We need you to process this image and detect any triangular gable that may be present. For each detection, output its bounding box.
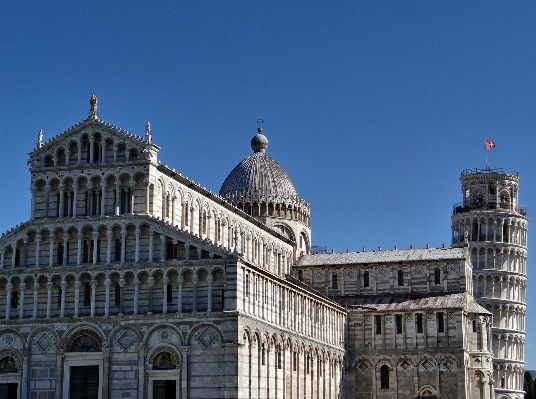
[28,117,159,168]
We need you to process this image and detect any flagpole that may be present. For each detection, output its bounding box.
[484,136,488,169]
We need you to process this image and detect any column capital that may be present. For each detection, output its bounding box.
[133,278,140,286]
[106,231,113,239]
[60,281,67,289]
[77,233,84,240]
[104,278,111,287]
[162,277,169,284]
[20,283,26,290]
[137,346,147,357]
[33,283,39,290]
[46,282,53,289]
[90,279,97,287]
[119,278,126,287]
[179,346,191,355]
[207,276,213,283]
[147,276,155,286]
[74,281,81,288]
[92,232,99,239]
[59,184,65,190]
[6,283,13,291]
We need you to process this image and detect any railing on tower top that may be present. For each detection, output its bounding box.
[453,202,527,216]
[461,167,518,177]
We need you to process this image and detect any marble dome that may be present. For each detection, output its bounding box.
[219,130,300,200]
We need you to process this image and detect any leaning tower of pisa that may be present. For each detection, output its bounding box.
[451,167,528,398]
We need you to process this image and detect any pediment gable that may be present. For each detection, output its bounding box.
[28,117,159,168]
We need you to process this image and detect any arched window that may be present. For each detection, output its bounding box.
[57,242,64,265]
[167,284,173,303]
[397,269,404,286]
[114,283,120,306]
[332,273,338,289]
[57,287,62,307]
[114,239,121,262]
[84,282,91,306]
[10,291,19,309]
[380,365,389,389]
[363,271,370,287]
[434,268,441,284]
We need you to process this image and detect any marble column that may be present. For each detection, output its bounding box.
[76,233,82,266]
[207,276,213,312]
[89,137,95,163]
[177,276,183,313]
[135,229,140,263]
[133,278,139,315]
[137,346,146,399]
[19,283,26,319]
[115,183,121,215]
[119,278,125,315]
[193,275,198,313]
[104,278,111,316]
[60,281,67,317]
[162,277,169,314]
[74,281,80,317]
[63,237,68,267]
[46,282,52,318]
[121,229,126,264]
[106,231,112,264]
[147,276,154,314]
[48,239,54,267]
[59,185,65,218]
[160,234,166,261]
[93,233,99,265]
[100,184,106,217]
[77,142,82,164]
[148,231,154,262]
[73,183,78,218]
[5,283,12,320]
[90,279,96,317]
[35,237,41,268]
[32,283,39,318]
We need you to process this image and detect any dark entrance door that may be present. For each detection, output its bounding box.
[0,383,18,399]
[153,380,176,399]
[70,365,99,399]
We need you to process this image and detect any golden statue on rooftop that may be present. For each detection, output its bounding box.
[89,94,98,118]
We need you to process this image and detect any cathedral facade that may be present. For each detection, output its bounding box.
[0,97,527,399]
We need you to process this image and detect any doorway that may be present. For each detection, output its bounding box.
[70,365,99,399]
[153,380,176,399]
[0,383,18,399]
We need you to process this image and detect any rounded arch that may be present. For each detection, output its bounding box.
[108,324,142,348]
[62,322,105,351]
[376,357,393,371]
[147,343,182,368]
[0,328,26,349]
[142,322,184,346]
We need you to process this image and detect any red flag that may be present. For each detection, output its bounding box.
[485,139,496,150]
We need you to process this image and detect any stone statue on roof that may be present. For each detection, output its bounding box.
[37,129,43,148]
[146,120,152,143]
[89,94,98,118]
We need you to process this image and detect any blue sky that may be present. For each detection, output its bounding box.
[2,1,536,367]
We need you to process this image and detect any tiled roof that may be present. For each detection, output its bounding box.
[333,292,490,314]
[297,247,465,267]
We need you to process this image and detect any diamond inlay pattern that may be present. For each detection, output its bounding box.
[35,332,54,353]
[195,327,218,349]
[116,331,135,351]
